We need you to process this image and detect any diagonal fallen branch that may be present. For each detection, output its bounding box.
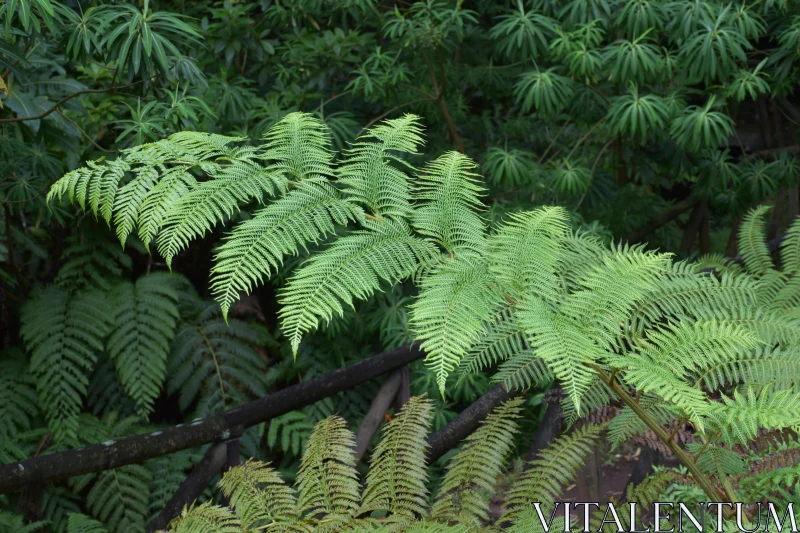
[0,343,426,495]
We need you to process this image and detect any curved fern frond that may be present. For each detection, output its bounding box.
[218,459,297,529]
[457,308,528,376]
[489,207,570,302]
[360,396,433,520]
[502,423,606,521]
[279,219,438,356]
[780,215,800,273]
[0,349,39,448]
[706,386,800,444]
[410,254,503,395]
[260,111,335,182]
[211,180,364,320]
[339,114,424,219]
[107,273,180,417]
[157,160,287,267]
[738,205,774,275]
[515,299,597,413]
[412,151,488,256]
[86,464,151,533]
[20,287,112,443]
[295,416,360,520]
[66,513,109,533]
[696,345,800,391]
[432,397,524,525]
[168,502,241,533]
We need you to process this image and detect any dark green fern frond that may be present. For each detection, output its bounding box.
[86,464,151,533]
[211,180,364,320]
[157,160,287,267]
[339,114,424,219]
[360,396,433,521]
[410,254,503,395]
[20,287,113,443]
[279,219,438,355]
[502,423,606,522]
[0,511,49,533]
[167,297,272,414]
[107,273,180,416]
[146,448,204,523]
[412,151,488,256]
[53,227,133,291]
[431,397,524,525]
[66,513,109,533]
[295,416,360,520]
[738,205,774,275]
[0,349,39,447]
[218,459,298,529]
[489,207,570,303]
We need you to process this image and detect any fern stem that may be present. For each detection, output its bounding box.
[593,366,724,502]
[198,325,226,408]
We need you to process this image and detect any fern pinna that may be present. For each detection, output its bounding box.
[50,114,800,507]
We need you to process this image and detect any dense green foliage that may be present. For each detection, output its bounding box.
[3,0,800,531]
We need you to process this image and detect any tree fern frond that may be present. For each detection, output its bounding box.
[67,513,109,533]
[515,298,598,414]
[279,219,438,356]
[157,161,288,267]
[410,254,503,396]
[413,151,488,256]
[136,167,198,250]
[738,205,774,275]
[86,464,151,533]
[780,215,800,273]
[168,502,241,533]
[260,111,335,182]
[0,349,39,445]
[493,350,553,393]
[20,287,112,443]
[108,273,180,416]
[457,308,528,377]
[211,180,364,320]
[502,423,606,521]
[489,207,570,302]
[432,397,524,525]
[695,345,800,391]
[339,114,424,219]
[295,416,360,520]
[218,459,298,530]
[706,386,800,445]
[360,396,433,520]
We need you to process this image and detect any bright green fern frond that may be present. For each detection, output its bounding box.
[360,396,433,520]
[738,205,774,275]
[107,272,180,416]
[279,219,438,356]
[563,245,670,350]
[157,160,288,267]
[432,397,524,525]
[502,423,606,522]
[410,254,503,396]
[47,158,130,225]
[494,350,554,393]
[515,298,597,413]
[211,180,364,320]
[135,167,198,250]
[218,459,298,530]
[168,502,241,533]
[261,111,335,182]
[608,397,678,450]
[780,215,800,273]
[413,151,488,256]
[696,345,800,391]
[706,386,800,445]
[20,287,112,443]
[66,513,109,533]
[457,308,528,377]
[86,464,151,533]
[488,207,570,302]
[295,416,360,520]
[339,114,424,219]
